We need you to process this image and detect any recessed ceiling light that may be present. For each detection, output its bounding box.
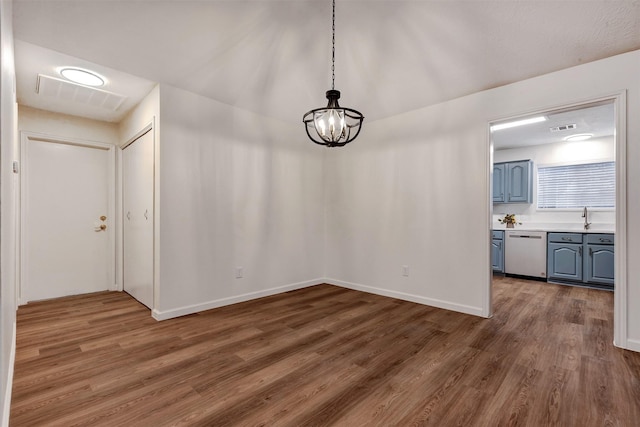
[490,116,547,132]
[60,68,105,87]
[563,133,593,142]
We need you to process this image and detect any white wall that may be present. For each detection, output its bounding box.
[494,137,615,228]
[18,106,118,144]
[0,0,18,423]
[154,84,325,319]
[324,49,640,351]
[119,85,159,145]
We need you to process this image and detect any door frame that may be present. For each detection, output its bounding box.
[19,131,117,305]
[486,91,628,348]
[117,122,156,311]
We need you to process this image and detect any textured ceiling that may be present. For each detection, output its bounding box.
[12,0,640,125]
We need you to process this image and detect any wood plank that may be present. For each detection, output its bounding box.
[10,278,640,426]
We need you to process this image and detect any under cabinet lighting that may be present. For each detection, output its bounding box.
[490,116,547,132]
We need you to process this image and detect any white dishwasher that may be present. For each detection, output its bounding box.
[504,230,547,278]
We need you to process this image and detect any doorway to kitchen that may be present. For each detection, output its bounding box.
[488,94,627,345]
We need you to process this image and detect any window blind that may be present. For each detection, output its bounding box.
[537,161,615,209]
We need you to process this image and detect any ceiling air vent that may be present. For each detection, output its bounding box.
[550,123,577,132]
[36,74,127,111]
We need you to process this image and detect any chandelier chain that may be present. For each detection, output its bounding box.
[331,0,335,90]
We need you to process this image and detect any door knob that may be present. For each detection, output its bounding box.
[100,215,107,221]
[100,224,107,231]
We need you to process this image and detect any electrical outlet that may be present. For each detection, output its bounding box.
[402,265,409,277]
[235,267,243,279]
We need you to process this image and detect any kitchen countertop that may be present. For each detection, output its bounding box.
[492,223,615,234]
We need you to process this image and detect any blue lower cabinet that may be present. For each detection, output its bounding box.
[548,242,583,281]
[585,235,615,286]
[492,230,504,273]
[547,233,614,289]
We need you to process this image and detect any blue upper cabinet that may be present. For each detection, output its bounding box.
[493,160,532,204]
[493,163,506,203]
[506,160,532,203]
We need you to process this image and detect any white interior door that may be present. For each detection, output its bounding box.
[123,129,154,309]
[21,134,114,303]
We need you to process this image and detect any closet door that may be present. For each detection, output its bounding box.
[123,129,154,308]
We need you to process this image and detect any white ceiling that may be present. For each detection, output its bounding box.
[12,0,640,127]
[491,101,615,150]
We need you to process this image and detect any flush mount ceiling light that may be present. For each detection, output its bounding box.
[490,116,547,132]
[60,68,105,87]
[303,0,364,147]
[563,133,594,142]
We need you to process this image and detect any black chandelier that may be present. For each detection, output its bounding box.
[303,0,364,147]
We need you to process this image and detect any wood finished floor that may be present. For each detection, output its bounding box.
[11,277,640,426]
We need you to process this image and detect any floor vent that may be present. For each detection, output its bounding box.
[36,74,127,111]
[550,123,577,132]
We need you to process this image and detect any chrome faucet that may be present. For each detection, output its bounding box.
[582,206,591,230]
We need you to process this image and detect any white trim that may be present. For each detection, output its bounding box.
[613,91,628,349]
[625,339,640,353]
[115,146,123,292]
[151,279,324,321]
[1,322,16,427]
[19,132,116,304]
[152,117,160,314]
[485,114,494,318]
[325,278,486,317]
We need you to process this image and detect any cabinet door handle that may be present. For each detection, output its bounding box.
[498,242,502,249]
[599,238,612,243]
[579,246,582,256]
[589,247,593,256]
[562,237,572,241]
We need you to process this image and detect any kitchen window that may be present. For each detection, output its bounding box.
[537,161,615,209]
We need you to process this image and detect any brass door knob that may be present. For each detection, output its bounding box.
[100,224,107,231]
[100,216,107,221]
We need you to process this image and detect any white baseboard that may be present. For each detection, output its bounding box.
[2,322,16,427]
[624,338,640,353]
[152,278,324,321]
[323,277,486,317]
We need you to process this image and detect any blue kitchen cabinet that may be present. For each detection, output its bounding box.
[547,233,583,282]
[493,160,532,204]
[547,233,614,289]
[585,234,614,287]
[493,163,506,203]
[492,230,504,273]
[506,161,532,203]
